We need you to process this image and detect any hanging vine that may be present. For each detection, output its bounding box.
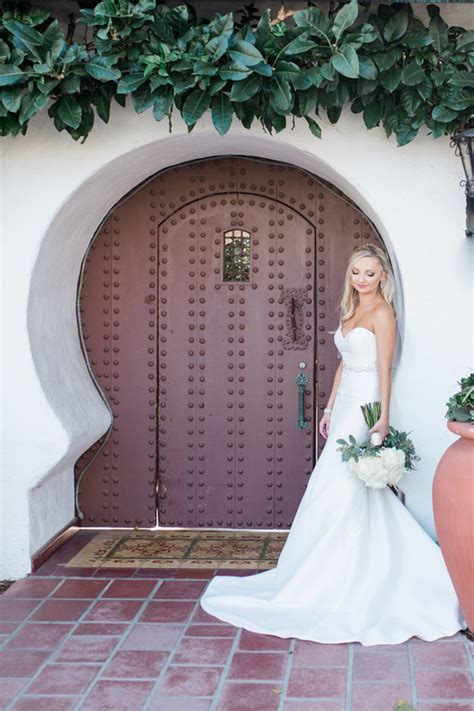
[0,0,472,144]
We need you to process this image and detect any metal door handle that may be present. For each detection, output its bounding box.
[296,372,309,430]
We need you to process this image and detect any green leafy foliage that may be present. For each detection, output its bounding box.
[445,373,474,423]
[0,0,472,143]
[337,425,420,471]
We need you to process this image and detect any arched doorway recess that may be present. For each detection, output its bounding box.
[76,156,384,529]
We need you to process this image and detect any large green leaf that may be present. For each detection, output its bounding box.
[275,60,309,88]
[449,70,474,89]
[428,15,448,53]
[269,76,292,113]
[358,58,378,81]
[400,87,422,115]
[431,105,458,123]
[383,10,409,43]
[396,124,418,146]
[19,91,49,124]
[211,93,233,135]
[57,96,83,129]
[153,86,173,120]
[219,63,251,81]
[401,62,425,86]
[42,20,65,61]
[228,40,264,67]
[182,89,211,125]
[3,20,44,47]
[1,85,22,113]
[456,31,474,52]
[362,102,381,128]
[331,45,359,78]
[230,74,260,101]
[276,34,316,58]
[380,66,402,92]
[332,0,359,42]
[0,66,25,87]
[252,62,273,77]
[85,57,121,82]
[206,35,229,62]
[305,115,321,138]
[117,73,147,94]
[293,7,331,44]
[373,48,399,71]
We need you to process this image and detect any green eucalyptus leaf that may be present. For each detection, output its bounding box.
[331,45,359,78]
[182,88,211,125]
[211,92,233,135]
[333,0,359,42]
[57,96,82,129]
[0,65,24,87]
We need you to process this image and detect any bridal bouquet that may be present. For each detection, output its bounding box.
[336,402,420,489]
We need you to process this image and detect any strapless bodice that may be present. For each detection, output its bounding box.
[334,326,378,372]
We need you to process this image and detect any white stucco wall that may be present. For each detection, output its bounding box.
[1,13,473,577]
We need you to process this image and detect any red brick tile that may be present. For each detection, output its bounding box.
[418,704,474,711]
[238,629,291,651]
[156,666,222,696]
[185,624,237,638]
[352,651,410,682]
[27,663,100,694]
[412,642,469,668]
[136,568,177,578]
[415,670,474,699]
[94,568,137,578]
[0,679,28,706]
[6,624,73,649]
[148,698,211,711]
[72,623,129,636]
[284,702,344,711]
[48,567,96,577]
[2,579,60,599]
[0,600,40,622]
[216,681,281,710]
[190,607,226,624]
[0,650,49,677]
[173,569,212,579]
[52,579,109,598]
[154,581,207,599]
[171,637,233,665]
[31,599,90,622]
[104,650,168,678]
[353,642,408,653]
[287,667,346,698]
[11,697,78,710]
[55,635,119,662]
[85,600,142,622]
[122,623,184,651]
[292,641,349,666]
[139,600,194,623]
[81,680,154,711]
[227,650,287,680]
[350,681,412,711]
[0,622,18,634]
[103,580,156,599]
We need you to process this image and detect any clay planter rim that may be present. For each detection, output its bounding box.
[447,420,474,440]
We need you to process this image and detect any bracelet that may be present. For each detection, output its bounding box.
[324,407,332,414]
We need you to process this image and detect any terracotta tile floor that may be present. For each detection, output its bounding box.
[0,531,473,711]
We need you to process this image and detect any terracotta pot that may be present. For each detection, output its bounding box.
[433,420,474,632]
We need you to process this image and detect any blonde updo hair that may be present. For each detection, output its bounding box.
[340,244,396,324]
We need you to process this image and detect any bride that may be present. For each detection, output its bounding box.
[200,244,467,646]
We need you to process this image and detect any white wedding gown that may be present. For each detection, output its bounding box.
[200,326,467,646]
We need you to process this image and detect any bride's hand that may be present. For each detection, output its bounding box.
[368,418,389,443]
[319,412,331,439]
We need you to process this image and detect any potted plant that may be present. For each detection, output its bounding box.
[433,373,474,637]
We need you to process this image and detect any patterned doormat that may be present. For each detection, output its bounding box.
[66,530,289,570]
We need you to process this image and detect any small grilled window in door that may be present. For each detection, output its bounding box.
[223,229,251,282]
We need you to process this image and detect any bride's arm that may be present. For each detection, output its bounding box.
[319,359,343,439]
[369,305,397,441]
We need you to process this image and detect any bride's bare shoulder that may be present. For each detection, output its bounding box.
[372,302,396,330]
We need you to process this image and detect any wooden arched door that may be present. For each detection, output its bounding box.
[76,157,383,529]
